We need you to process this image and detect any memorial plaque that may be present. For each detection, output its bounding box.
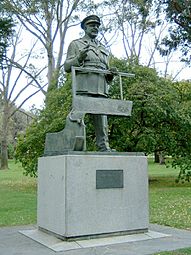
[73,96,132,116]
[96,170,124,189]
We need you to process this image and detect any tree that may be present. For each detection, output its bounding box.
[108,58,191,181]
[93,1,166,67]
[15,57,191,181]
[0,0,83,94]
[0,15,14,168]
[0,25,46,170]
[168,80,191,182]
[0,106,33,159]
[88,0,186,80]
[158,0,191,63]
[108,59,172,151]
[15,75,72,176]
[0,0,101,169]
[0,17,13,65]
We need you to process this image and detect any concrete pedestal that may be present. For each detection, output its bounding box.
[37,153,149,240]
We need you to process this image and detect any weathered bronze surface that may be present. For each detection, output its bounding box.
[44,15,134,155]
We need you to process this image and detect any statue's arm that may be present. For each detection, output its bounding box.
[64,41,82,73]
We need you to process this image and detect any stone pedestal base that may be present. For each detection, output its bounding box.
[37,153,149,240]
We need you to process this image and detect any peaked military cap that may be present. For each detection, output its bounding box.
[81,15,101,29]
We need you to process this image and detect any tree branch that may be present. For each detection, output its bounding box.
[16,16,47,49]
[9,85,46,118]
[9,60,47,96]
[8,40,38,101]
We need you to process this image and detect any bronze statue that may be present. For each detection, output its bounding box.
[44,15,133,156]
[64,15,115,152]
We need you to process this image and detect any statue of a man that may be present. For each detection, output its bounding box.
[64,15,115,152]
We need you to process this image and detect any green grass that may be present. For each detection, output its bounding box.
[153,247,191,255]
[149,159,191,230]
[149,159,191,254]
[0,160,37,226]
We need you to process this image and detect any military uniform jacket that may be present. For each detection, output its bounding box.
[64,35,110,97]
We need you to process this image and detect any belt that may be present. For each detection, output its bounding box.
[83,61,107,69]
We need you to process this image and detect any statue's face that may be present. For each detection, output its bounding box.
[84,22,99,39]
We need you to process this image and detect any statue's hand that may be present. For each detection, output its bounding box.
[106,67,118,82]
[78,44,90,63]
[109,67,118,75]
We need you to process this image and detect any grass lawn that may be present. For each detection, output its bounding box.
[148,159,191,255]
[0,160,37,226]
[154,248,191,255]
[149,159,191,230]
[0,158,191,254]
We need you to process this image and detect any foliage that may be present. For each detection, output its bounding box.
[0,17,14,66]
[15,76,72,177]
[107,58,191,182]
[158,0,191,63]
[15,57,191,181]
[0,103,32,158]
[167,81,191,182]
[108,58,175,152]
[0,20,47,169]
[97,0,162,66]
[0,0,83,91]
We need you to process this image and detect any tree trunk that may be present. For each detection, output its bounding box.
[159,151,165,165]
[154,151,159,163]
[0,103,9,170]
[154,151,165,164]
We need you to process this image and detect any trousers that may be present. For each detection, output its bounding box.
[92,114,110,151]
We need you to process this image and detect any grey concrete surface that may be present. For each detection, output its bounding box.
[38,154,148,238]
[1,224,191,255]
[20,228,170,252]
